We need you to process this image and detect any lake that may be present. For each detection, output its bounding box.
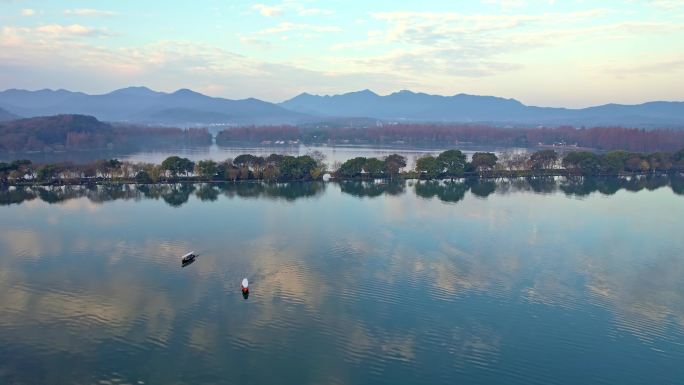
[1,176,683,384]
[0,143,526,169]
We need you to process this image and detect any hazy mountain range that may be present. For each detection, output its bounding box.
[0,107,19,122]
[280,90,684,128]
[1,87,683,128]
[0,87,307,126]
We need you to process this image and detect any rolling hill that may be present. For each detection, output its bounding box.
[1,87,683,128]
[280,90,684,128]
[0,87,311,126]
[0,107,19,122]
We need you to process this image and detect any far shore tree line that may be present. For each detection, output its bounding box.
[2,147,684,185]
[3,114,684,154]
[217,124,684,153]
[0,114,211,152]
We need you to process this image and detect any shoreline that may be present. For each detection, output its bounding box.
[3,148,683,187]
[1,170,680,187]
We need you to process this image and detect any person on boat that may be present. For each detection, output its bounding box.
[241,278,249,294]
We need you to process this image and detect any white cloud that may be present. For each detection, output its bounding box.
[261,22,342,34]
[353,9,675,57]
[646,0,684,9]
[64,8,118,17]
[2,2,683,106]
[324,7,684,97]
[481,0,527,9]
[20,8,35,16]
[251,2,334,17]
[241,21,343,46]
[298,8,334,16]
[35,24,110,38]
[0,26,404,101]
[239,36,273,49]
[252,4,283,17]
[605,56,684,76]
[331,46,522,82]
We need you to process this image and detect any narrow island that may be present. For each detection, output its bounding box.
[2,147,683,186]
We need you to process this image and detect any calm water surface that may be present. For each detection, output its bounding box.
[1,177,683,384]
[0,143,523,169]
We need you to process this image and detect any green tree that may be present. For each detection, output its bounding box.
[384,154,407,179]
[674,148,684,162]
[624,155,646,172]
[470,152,498,172]
[279,155,317,180]
[95,159,121,178]
[363,158,385,177]
[416,155,441,179]
[601,151,629,174]
[437,149,466,176]
[225,164,240,181]
[195,160,218,180]
[337,157,367,178]
[238,166,251,180]
[563,151,601,174]
[135,170,153,183]
[36,164,58,182]
[308,150,327,168]
[307,151,327,180]
[266,154,285,166]
[673,148,684,172]
[233,154,258,168]
[529,150,558,170]
[146,164,162,182]
[648,152,672,172]
[298,156,318,180]
[263,164,280,181]
[0,161,29,183]
[0,162,10,184]
[161,156,194,178]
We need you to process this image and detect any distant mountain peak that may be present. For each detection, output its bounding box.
[350,89,378,96]
[107,86,160,96]
[278,89,684,127]
[0,87,310,125]
[1,86,683,127]
[172,88,203,96]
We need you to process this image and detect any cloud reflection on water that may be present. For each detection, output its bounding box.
[0,177,683,384]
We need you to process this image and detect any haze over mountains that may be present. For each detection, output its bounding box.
[280,90,684,128]
[0,107,19,122]
[1,87,683,128]
[0,87,307,126]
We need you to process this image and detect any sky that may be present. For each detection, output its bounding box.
[0,0,683,107]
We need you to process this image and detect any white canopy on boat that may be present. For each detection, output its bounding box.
[182,251,195,259]
[242,278,249,288]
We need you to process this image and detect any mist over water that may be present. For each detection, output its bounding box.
[0,144,523,170]
[1,177,683,384]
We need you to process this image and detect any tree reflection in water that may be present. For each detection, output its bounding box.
[337,180,405,198]
[1,175,682,207]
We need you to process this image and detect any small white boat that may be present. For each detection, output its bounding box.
[181,251,197,263]
[241,278,249,293]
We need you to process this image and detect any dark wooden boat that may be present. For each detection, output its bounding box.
[181,251,197,264]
